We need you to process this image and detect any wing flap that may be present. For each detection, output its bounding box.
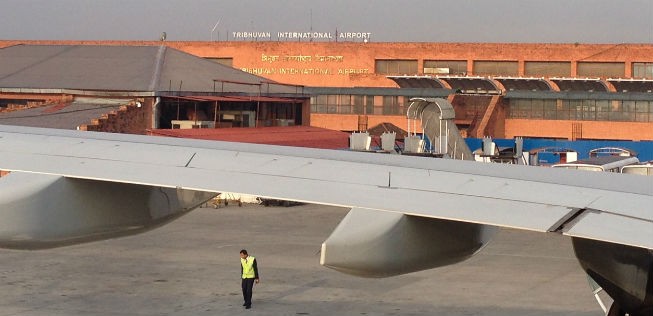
[0,147,585,232]
[1,126,652,249]
[563,211,653,250]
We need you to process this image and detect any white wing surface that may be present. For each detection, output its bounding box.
[0,125,651,249]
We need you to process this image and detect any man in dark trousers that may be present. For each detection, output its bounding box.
[239,249,259,309]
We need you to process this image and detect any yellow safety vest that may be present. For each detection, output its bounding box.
[241,256,256,279]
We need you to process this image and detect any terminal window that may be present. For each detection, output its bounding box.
[382,96,407,115]
[632,62,653,79]
[423,60,467,75]
[473,61,518,76]
[375,60,418,75]
[508,98,652,122]
[524,61,571,77]
[577,62,624,78]
[311,95,382,115]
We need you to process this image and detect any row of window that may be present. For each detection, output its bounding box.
[375,60,653,78]
[310,94,653,122]
[508,99,653,122]
[310,95,408,115]
[205,57,653,79]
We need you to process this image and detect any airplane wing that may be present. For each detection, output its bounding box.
[0,125,651,251]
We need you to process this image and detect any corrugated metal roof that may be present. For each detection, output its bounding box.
[0,45,300,95]
[0,45,157,91]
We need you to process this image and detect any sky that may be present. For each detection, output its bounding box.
[1,0,652,43]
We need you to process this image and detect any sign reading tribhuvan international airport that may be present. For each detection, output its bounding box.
[231,31,372,41]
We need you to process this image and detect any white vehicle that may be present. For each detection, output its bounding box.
[621,161,653,176]
[552,156,640,172]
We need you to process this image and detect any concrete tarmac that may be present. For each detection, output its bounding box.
[0,204,602,316]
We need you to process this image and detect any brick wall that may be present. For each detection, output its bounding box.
[505,119,653,141]
[79,99,153,134]
[311,113,408,131]
[0,93,74,112]
[3,40,653,140]
[3,40,653,87]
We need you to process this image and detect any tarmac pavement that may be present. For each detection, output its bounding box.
[0,203,602,316]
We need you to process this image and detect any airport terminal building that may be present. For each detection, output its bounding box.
[2,40,653,141]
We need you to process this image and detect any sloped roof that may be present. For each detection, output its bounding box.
[0,101,122,129]
[367,122,407,140]
[0,45,299,95]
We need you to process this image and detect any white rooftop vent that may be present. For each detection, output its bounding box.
[482,137,496,156]
[380,132,397,152]
[349,132,371,151]
[404,135,425,153]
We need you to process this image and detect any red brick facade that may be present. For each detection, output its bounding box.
[2,40,653,140]
[78,99,152,134]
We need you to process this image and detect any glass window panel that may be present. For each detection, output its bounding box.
[382,96,398,115]
[623,100,636,112]
[608,110,623,121]
[524,61,571,77]
[543,100,557,119]
[353,95,364,114]
[632,63,653,79]
[373,95,383,106]
[375,60,418,75]
[423,60,467,75]
[365,95,374,114]
[635,112,648,122]
[512,99,523,118]
[582,100,596,120]
[636,101,649,112]
[567,100,581,120]
[577,62,625,77]
[557,110,570,120]
[510,99,530,118]
[339,95,352,105]
[596,100,610,112]
[531,99,544,118]
[473,61,518,76]
[596,110,609,121]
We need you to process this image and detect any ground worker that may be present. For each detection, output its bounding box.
[239,249,259,309]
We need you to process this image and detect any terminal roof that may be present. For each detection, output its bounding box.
[0,45,301,96]
[388,75,501,94]
[607,78,653,93]
[493,77,552,91]
[550,78,609,92]
[0,100,123,129]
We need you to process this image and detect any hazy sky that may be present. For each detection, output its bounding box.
[1,0,652,43]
